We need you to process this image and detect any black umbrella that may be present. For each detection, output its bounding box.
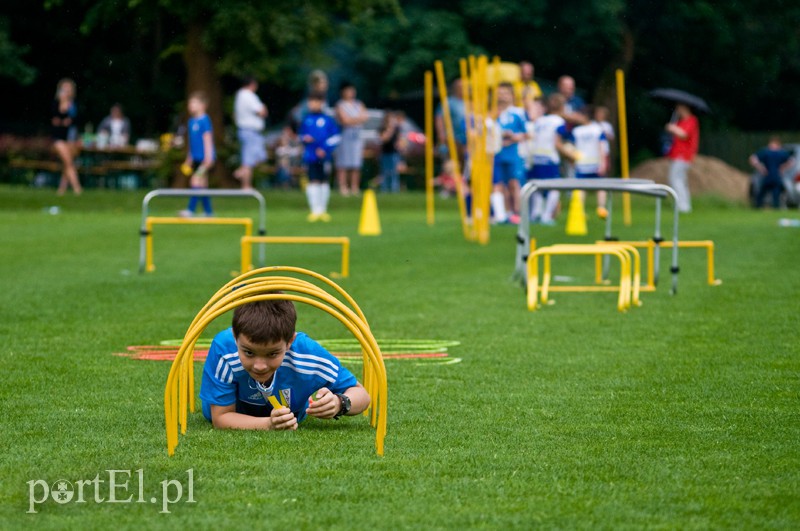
[649,88,711,114]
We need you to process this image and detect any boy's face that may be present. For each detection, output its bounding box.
[307,98,323,113]
[235,333,295,384]
[497,86,512,105]
[188,97,205,116]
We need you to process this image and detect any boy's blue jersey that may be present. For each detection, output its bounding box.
[199,328,357,422]
[188,114,214,162]
[300,112,341,163]
[495,106,527,163]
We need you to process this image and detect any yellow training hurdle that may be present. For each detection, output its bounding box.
[164,266,388,456]
[240,236,350,278]
[144,216,253,272]
[527,243,641,312]
[594,240,720,289]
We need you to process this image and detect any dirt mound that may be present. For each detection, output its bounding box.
[631,155,750,202]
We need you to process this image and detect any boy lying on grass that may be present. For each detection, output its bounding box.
[200,298,370,430]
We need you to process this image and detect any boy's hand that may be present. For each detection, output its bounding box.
[270,407,297,431]
[306,387,341,419]
[315,147,326,159]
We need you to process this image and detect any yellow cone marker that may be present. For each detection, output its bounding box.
[358,190,382,236]
[565,192,588,236]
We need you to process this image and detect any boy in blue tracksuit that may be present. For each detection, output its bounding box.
[299,93,341,222]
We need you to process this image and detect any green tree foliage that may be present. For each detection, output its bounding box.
[0,20,36,85]
[44,0,398,140]
[350,8,484,98]
[3,0,800,147]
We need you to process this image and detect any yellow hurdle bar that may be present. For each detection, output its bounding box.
[594,239,720,288]
[145,216,253,273]
[240,236,350,278]
[527,244,641,312]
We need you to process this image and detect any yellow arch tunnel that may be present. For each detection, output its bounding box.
[164,266,388,456]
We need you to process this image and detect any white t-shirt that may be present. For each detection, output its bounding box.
[234,88,266,131]
[571,121,609,175]
[109,118,126,146]
[531,114,568,166]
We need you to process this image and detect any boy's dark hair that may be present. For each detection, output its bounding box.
[497,81,514,91]
[307,91,326,103]
[232,297,297,344]
[339,80,355,92]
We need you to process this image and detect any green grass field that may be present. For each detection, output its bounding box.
[1,185,798,529]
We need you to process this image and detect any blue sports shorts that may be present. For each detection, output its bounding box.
[492,158,523,185]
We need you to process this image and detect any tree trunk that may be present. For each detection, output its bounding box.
[184,18,229,183]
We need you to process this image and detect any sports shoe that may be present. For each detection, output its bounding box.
[306,213,319,222]
[319,212,331,222]
[596,207,608,219]
[178,209,193,218]
[508,214,520,225]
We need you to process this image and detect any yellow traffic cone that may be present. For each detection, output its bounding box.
[565,191,588,236]
[358,189,382,236]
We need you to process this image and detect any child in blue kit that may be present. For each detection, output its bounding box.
[491,82,527,224]
[200,298,370,431]
[299,93,341,222]
[180,92,215,217]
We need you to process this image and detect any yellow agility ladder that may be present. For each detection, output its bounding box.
[164,266,388,456]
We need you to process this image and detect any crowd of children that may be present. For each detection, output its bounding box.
[435,68,616,227]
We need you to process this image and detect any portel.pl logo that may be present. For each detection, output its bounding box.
[26,469,195,514]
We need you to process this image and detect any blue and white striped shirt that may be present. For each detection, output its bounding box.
[200,328,357,422]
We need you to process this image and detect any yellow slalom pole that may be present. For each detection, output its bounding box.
[616,69,631,226]
[434,60,469,239]
[467,56,480,243]
[424,70,435,226]
[475,55,492,244]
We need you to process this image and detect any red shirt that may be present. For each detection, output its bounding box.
[667,115,699,162]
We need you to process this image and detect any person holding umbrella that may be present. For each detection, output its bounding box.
[664,103,700,213]
[651,88,708,214]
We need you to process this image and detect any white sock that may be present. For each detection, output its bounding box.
[531,192,544,220]
[306,183,320,214]
[542,190,561,222]
[491,191,507,222]
[320,182,330,213]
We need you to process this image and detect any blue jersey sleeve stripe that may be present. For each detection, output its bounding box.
[289,351,338,371]
[285,352,339,379]
[289,359,338,380]
[214,358,226,381]
[281,359,337,383]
